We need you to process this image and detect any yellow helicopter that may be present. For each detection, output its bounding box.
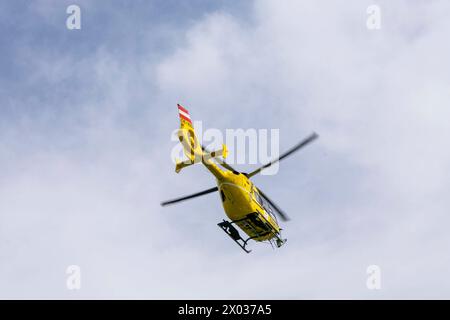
[161,104,318,253]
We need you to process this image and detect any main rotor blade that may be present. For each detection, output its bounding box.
[160,186,218,206]
[247,132,319,178]
[218,160,237,172]
[257,187,290,222]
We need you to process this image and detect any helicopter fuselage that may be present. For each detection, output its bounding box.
[202,158,281,242]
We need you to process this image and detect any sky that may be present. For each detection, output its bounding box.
[1,0,450,299]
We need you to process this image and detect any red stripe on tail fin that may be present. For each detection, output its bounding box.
[178,104,192,124]
[177,104,189,114]
[179,113,192,124]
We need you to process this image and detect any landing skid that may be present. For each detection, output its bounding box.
[217,220,256,253]
[218,217,286,253]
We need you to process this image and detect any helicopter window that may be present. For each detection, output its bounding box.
[255,192,263,207]
[255,192,275,218]
[220,190,226,202]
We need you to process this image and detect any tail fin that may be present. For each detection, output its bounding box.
[176,104,203,171]
[177,104,193,130]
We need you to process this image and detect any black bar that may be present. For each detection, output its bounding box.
[1,300,449,318]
